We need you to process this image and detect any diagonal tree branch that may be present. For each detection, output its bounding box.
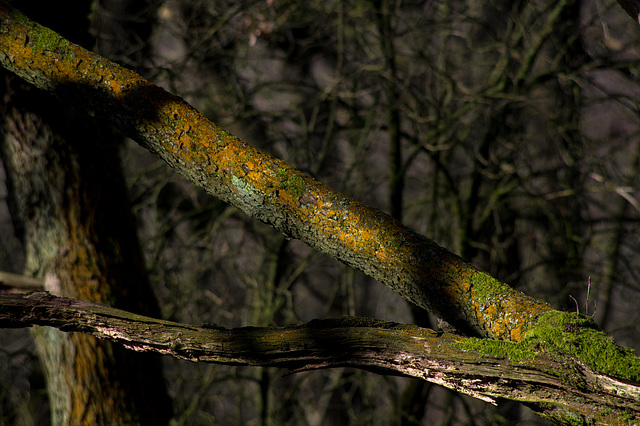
[0,2,551,341]
[617,0,640,24]
[0,292,638,425]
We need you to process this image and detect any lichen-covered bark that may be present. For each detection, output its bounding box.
[0,42,172,426]
[0,3,553,340]
[1,292,638,425]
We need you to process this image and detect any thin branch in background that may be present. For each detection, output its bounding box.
[0,271,43,291]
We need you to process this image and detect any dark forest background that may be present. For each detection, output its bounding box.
[1,0,639,424]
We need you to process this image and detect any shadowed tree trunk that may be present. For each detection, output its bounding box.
[0,2,172,422]
[0,68,172,426]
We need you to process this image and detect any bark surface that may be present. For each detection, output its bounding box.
[1,292,638,425]
[1,4,640,425]
[0,32,172,424]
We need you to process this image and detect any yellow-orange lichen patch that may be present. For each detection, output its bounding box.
[0,9,146,100]
[375,249,387,262]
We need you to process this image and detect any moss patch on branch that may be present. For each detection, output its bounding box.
[457,337,537,362]
[524,311,640,383]
[31,23,69,52]
[276,168,305,198]
[458,310,640,383]
[11,9,69,53]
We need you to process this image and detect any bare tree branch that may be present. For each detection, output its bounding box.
[0,292,638,424]
[0,271,43,291]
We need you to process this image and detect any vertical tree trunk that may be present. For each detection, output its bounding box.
[377,0,404,222]
[0,67,172,426]
[0,2,172,423]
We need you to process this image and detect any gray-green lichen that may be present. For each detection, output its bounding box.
[231,175,265,206]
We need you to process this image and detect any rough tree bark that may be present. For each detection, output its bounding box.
[0,4,638,425]
[0,4,172,423]
[1,292,639,425]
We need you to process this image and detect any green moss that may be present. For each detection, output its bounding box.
[457,337,536,362]
[276,168,305,198]
[32,23,69,53]
[11,9,29,25]
[524,311,640,383]
[456,310,640,384]
[469,271,504,300]
[216,129,237,143]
